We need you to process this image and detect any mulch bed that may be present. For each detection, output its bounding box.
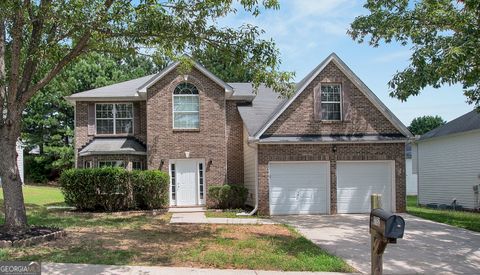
[0,226,65,248]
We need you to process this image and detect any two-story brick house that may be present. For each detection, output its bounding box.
[67,53,412,215]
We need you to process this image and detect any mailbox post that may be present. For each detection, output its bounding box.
[370,204,405,274]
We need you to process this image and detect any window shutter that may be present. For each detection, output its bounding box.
[314,86,322,120]
[87,103,95,135]
[342,83,352,121]
[133,102,140,135]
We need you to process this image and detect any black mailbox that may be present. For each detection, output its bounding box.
[370,208,405,240]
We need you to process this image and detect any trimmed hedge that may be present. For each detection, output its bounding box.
[208,184,248,209]
[59,168,169,211]
[131,170,169,209]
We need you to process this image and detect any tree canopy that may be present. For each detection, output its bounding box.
[0,0,293,233]
[408,115,446,135]
[348,0,480,108]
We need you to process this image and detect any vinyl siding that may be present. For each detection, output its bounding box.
[243,126,257,206]
[417,130,480,209]
[406,159,417,195]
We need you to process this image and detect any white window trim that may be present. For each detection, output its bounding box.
[169,159,205,206]
[132,161,143,170]
[84,160,93,168]
[320,83,342,121]
[95,103,134,135]
[172,90,200,130]
[198,161,205,203]
[169,162,177,205]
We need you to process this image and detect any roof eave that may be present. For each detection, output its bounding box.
[64,95,145,103]
[79,151,147,157]
[256,139,409,145]
[416,128,480,143]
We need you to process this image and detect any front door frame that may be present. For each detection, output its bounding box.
[169,158,206,206]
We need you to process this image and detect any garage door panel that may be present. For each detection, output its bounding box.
[269,162,329,215]
[270,189,327,204]
[337,162,393,214]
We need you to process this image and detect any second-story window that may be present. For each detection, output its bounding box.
[320,84,342,121]
[173,83,199,129]
[96,103,133,134]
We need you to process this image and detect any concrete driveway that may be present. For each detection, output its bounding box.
[274,214,480,274]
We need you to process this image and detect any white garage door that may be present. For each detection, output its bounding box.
[269,162,329,215]
[337,161,393,213]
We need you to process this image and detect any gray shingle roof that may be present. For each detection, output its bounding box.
[79,138,146,156]
[237,84,287,136]
[419,109,480,141]
[67,75,155,99]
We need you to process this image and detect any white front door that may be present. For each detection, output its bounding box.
[175,160,198,206]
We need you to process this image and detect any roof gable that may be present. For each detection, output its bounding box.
[137,61,234,96]
[253,53,412,139]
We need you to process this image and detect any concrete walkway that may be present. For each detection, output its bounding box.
[42,263,357,275]
[170,211,276,224]
[274,214,480,275]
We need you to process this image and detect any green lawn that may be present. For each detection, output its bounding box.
[407,195,480,232]
[0,185,64,206]
[206,210,260,219]
[0,185,353,272]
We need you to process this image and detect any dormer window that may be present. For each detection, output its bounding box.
[320,84,342,121]
[173,83,200,129]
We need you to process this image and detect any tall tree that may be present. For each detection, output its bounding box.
[193,45,254,82]
[408,115,446,135]
[22,52,159,182]
[348,0,480,107]
[0,0,293,234]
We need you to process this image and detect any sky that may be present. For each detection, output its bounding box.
[217,0,473,125]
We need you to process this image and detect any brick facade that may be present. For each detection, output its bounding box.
[226,101,244,184]
[257,143,406,215]
[74,101,147,167]
[254,60,407,215]
[146,67,231,206]
[264,62,401,137]
[72,58,408,213]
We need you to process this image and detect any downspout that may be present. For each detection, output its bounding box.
[237,138,259,216]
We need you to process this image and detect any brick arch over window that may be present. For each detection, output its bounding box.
[167,74,205,93]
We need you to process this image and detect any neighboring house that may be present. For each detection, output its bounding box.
[413,110,480,210]
[0,141,24,185]
[405,144,418,195]
[66,53,412,215]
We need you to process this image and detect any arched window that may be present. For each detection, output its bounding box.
[173,83,199,129]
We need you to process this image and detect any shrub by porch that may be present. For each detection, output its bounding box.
[59,168,169,211]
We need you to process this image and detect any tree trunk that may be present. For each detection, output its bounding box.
[0,126,28,234]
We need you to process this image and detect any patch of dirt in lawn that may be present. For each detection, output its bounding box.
[219,224,292,240]
[3,213,316,269]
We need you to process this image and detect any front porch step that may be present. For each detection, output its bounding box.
[168,207,206,213]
